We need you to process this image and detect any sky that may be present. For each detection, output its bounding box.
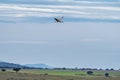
[0,0,120,69]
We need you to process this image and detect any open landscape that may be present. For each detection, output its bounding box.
[0,0,120,80]
[0,61,120,80]
[0,69,120,80]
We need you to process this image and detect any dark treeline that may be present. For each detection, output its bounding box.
[53,67,116,71]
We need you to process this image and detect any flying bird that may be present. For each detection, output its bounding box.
[54,16,64,23]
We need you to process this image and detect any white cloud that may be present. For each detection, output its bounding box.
[0,41,48,44]
[48,0,120,4]
[0,1,120,22]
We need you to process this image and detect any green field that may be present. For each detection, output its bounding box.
[0,69,120,80]
[20,69,120,76]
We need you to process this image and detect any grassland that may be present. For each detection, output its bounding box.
[20,69,120,76]
[0,69,120,80]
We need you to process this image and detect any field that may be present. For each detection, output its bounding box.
[0,69,120,80]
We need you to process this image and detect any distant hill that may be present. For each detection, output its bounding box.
[0,61,53,69]
[24,64,53,69]
[0,61,31,69]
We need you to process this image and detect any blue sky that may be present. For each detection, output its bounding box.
[0,0,120,69]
